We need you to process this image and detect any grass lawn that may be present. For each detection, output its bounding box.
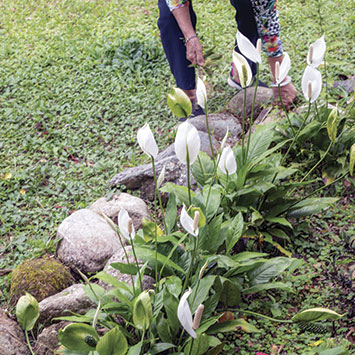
[0,0,354,353]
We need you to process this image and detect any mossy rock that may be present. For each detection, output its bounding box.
[10,256,73,306]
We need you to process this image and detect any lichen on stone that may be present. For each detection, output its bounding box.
[10,256,73,306]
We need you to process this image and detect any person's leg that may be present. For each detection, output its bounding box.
[230,0,258,77]
[158,0,197,92]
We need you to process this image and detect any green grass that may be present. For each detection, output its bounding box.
[0,0,354,352]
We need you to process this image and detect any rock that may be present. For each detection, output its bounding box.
[333,79,355,94]
[9,257,73,306]
[57,209,122,273]
[39,284,94,326]
[0,309,30,355]
[227,86,273,119]
[89,192,150,231]
[33,321,69,355]
[189,113,242,142]
[109,131,218,200]
[99,246,155,290]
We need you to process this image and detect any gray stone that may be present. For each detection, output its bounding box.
[33,322,69,355]
[227,86,273,119]
[189,113,242,141]
[89,192,150,231]
[57,209,121,273]
[109,131,218,200]
[39,284,94,326]
[0,309,30,355]
[99,246,155,290]
[333,79,355,94]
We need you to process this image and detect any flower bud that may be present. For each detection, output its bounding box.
[193,304,205,330]
[128,218,133,236]
[199,260,208,280]
[309,45,314,65]
[256,39,262,55]
[157,164,166,188]
[307,81,313,101]
[275,61,280,83]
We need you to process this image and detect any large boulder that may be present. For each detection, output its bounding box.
[89,192,149,231]
[9,257,73,306]
[109,131,218,200]
[0,309,30,355]
[57,209,122,273]
[38,284,94,326]
[227,86,273,119]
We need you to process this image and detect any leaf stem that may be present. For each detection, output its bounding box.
[25,331,35,355]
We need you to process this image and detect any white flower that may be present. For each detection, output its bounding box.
[276,52,291,84]
[236,31,262,64]
[307,36,326,68]
[218,146,237,175]
[180,205,199,237]
[302,66,322,103]
[177,288,197,338]
[137,124,158,159]
[174,121,201,165]
[232,51,253,88]
[196,77,207,109]
[118,208,135,241]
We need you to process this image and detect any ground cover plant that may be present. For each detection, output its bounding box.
[1,0,354,353]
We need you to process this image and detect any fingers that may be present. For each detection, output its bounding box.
[186,38,204,66]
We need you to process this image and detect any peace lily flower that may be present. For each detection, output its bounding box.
[232,51,253,88]
[275,52,291,85]
[196,77,207,109]
[177,288,197,338]
[307,35,326,68]
[118,208,135,241]
[174,121,201,165]
[180,205,199,236]
[167,88,192,118]
[137,123,158,159]
[302,66,322,103]
[236,31,262,64]
[218,146,237,175]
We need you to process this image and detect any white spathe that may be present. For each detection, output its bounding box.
[276,52,291,84]
[196,77,207,109]
[218,146,237,175]
[137,123,158,159]
[177,288,197,338]
[118,208,135,241]
[174,121,201,165]
[180,205,198,237]
[307,35,326,68]
[302,66,322,103]
[232,51,253,88]
[236,31,262,64]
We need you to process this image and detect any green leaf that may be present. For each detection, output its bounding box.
[287,198,338,218]
[198,214,224,252]
[205,343,225,355]
[156,315,173,343]
[94,271,133,295]
[150,343,175,354]
[58,323,99,352]
[142,217,164,242]
[133,291,153,331]
[232,252,268,262]
[190,275,216,312]
[193,185,221,221]
[265,217,293,229]
[167,87,192,118]
[219,279,241,307]
[246,124,274,163]
[165,276,182,297]
[110,262,139,275]
[83,284,107,304]
[192,151,215,186]
[16,292,40,331]
[165,193,177,234]
[135,247,185,274]
[96,327,128,355]
[292,308,343,322]
[184,334,210,355]
[350,143,355,176]
[243,282,292,294]
[161,183,194,206]
[247,257,295,285]
[207,319,259,334]
[225,212,243,254]
[163,289,180,335]
[127,341,143,355]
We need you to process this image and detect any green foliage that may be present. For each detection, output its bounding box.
[16,292,40,331]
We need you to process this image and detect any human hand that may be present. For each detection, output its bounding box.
[272,82,297,110]
[186,37,204,66]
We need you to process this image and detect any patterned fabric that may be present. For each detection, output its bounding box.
[250,0,282,57]
[165,0,282,57]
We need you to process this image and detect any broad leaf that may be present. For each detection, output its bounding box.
[110,262,139,275]
[142,217,164,242]
[165,193,177,234]
[207,319,259,334]
[96,327,128,355]
[225,212,243,254]
[287,198,338,218]
[161,183,194,206]
[243,282,292,294]
[192,151,215,186]
[190,275,216,312]
[292,308,343,322]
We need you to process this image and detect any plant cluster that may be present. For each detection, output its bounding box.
[15,32,354,355]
